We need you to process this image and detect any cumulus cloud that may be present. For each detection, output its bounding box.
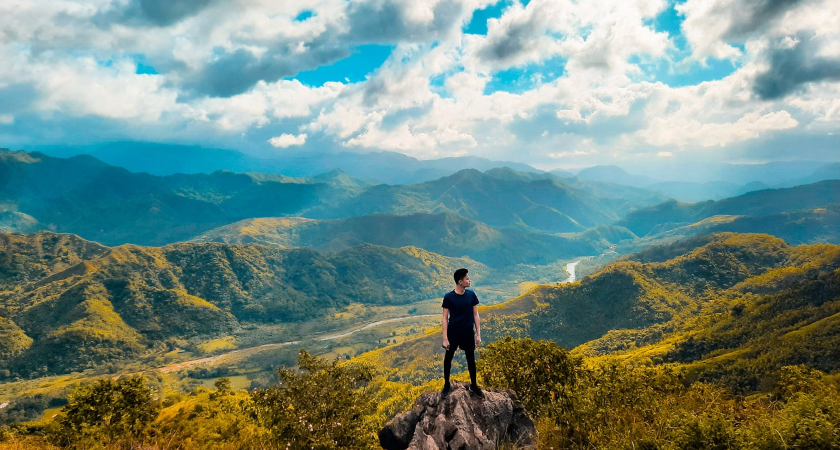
[753,32,840,100]
[643,110,798,147]
[0,0,837,168]
[677,0,810,60]
[269,133,308,148]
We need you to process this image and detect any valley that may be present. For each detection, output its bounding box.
[1,149,840,450]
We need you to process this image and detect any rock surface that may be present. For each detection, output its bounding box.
[379,382,537,450]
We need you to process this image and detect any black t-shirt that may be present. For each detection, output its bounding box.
[442,289,479,333]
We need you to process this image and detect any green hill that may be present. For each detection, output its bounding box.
[0,149,664,246]
[308,167,665,232]
[362,233,840,393]
[190,212,630,267]
[626,204,840,251]
[618,180,840,237]
[0,231,480,377]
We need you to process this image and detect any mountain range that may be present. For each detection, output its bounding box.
[0,149,664,250]
[366,233,840,394]
[0,231,479,377]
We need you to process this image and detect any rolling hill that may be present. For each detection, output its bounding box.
[617,180,840,237]
[0,149,664,246]
[189,212,634,267]
[362,233,840,394]
[0,231,481,378]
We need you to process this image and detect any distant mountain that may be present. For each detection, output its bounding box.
[306,168,666,232]
[0,150,665,245]
[789,162,840,186]
[576,165,657,188]
[0,231,480,377]
[33,142,541,185]
[190,212,634,267]
[617,180,840,237]
[644,180,765,202]
[623,205,840,254]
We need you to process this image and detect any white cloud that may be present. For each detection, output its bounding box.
[643,110,799,147]
[269,133,308,148]
[657,151,672,157]
[0,0,836,166]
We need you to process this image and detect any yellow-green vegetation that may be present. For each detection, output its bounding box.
[4,231,840,449]
[0,231,481,378]
[4,342,840,450]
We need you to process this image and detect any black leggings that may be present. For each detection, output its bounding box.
[443,332,477,386]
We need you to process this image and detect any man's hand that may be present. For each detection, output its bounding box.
[442,338,450,350]
[475,335,481,347]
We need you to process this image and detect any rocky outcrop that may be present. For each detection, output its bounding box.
[379,382,537,450]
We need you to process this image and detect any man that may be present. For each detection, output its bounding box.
[441,268,484,398]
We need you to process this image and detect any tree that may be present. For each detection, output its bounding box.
[52,377,159,448]
[251,350,378,450]
[477,336,581,417]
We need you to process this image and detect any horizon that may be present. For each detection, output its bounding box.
[1,0,839,171]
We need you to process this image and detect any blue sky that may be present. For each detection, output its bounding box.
[0,0,838,169]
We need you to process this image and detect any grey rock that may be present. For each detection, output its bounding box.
[379,382,537,450]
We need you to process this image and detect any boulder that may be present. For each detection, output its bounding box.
[379,382,537,450]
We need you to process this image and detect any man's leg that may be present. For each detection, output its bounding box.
[464,340,484,398]
[464,347,477,386]
[443,345,456,383]
[442,344,457,397]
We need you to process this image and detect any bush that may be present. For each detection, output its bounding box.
[51,377,159,449]
[478,336,581,417]
[251,350,378,450]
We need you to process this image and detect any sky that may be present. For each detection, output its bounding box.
[1,0,839,170]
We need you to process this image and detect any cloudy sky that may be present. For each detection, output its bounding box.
[1,0,839,169]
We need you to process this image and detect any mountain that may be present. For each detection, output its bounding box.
[624,204,840,253]
[790,162,840,186]
[575,165,658,188]
[0,150,665,246]
[617,180,840,237]
[644,180,765,202]
[366,232,840,394]
[33,142,541,185]
[189,212,634,267]
[306,168,666,232]
[0,231,480,377]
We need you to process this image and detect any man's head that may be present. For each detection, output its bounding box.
[454,268,470,288]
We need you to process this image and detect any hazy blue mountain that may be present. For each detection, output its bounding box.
[787,162,840,186]
[575,165,658,187]
[33,142,541,185]
[306,168,667,232]
[617,180,840,237]
[190,212,634,267]
[0,150,663,246]
[644,180,767,202]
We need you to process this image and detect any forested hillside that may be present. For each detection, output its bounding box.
[0,231,479,377]
[0,150,662,247]
[190,213,633,267]
[618,180,840,237]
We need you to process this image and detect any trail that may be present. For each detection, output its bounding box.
[157,314,437,373]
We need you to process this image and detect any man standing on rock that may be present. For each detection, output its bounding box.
[441,268,484,398]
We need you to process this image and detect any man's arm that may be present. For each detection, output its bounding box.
[473,305,481,347]
[442,308,450,349]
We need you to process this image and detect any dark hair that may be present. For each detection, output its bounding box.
[454,268,468,284]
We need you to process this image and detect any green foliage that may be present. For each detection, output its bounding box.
[251,350,378,450]
[155,382,267,450]
[52,377,159,449]
[478,337,581,417]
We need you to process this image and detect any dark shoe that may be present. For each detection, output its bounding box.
[441,382,452,398]
[469,384,485,398]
